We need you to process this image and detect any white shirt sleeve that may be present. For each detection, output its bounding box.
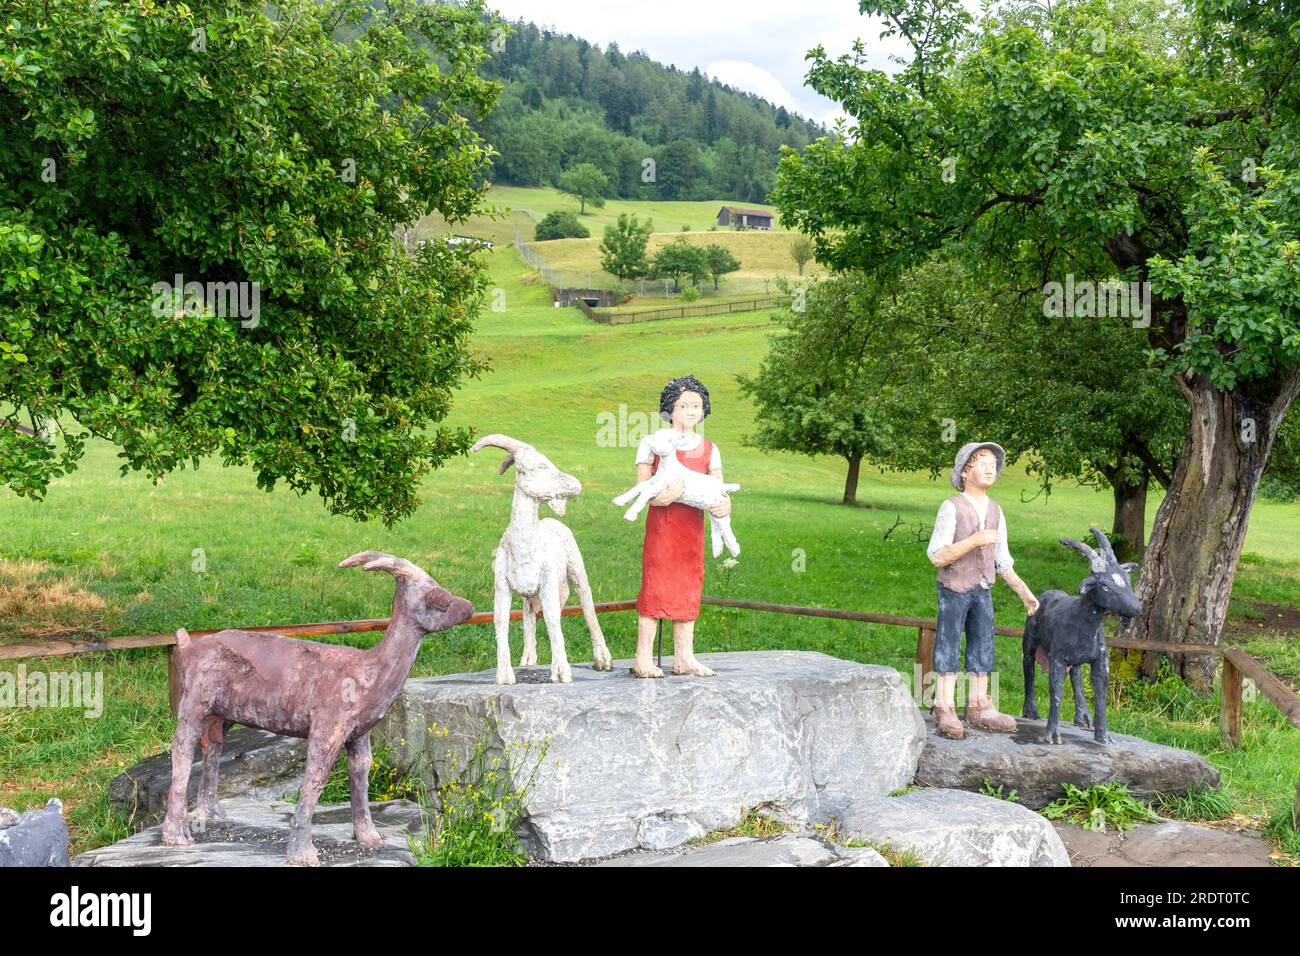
[709,443,721,472]
[926,500,957,560]
[634,435,655,466]
[995,512,1014,573]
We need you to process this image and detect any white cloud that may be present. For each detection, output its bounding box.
[703,60,798,111]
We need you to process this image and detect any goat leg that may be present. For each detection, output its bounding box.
[160,714,203,846]
[1021,630,1040,720]
[195,719,229,829]
[568,548,612,670]
[1045,658,1067,744]
[347,734,384,847]
[540,587,572,683]
[1070,669,1091,728]
[1091,655,1111,745]
[519,597,538,667]
[493,576,516,685]
[287,732,345,866]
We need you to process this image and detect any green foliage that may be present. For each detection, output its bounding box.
[979,778,1019,803]
[1155,786,1234,822]
[1041,782,1160,833]
[598,213,653,281]
[651,235,709,290]
[704,243,742,290]
[680,286,700,303]
[0,0,502,524]
[534,210,590,241]
[409,727,549,868]
[736,270,944,501]
[476,25,823,204]
[556,162,610,214]
[789,235,814,275]
[317,741,421,805]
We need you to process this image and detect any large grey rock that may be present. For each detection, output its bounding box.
[0,799,70,867]
[594,832,889,867]
[377,651,924,863]
[839,788,1070,866]
[108,727,306,826]
[916,714,1221,809]
[75,798,422,867]
[1054,818,1274,867]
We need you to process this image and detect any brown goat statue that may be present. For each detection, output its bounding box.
[159,551,475,865]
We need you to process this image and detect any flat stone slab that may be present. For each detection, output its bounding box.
[916,714,1221,809]
[0,799,70,867]
[1053,819,1275,867]
[74,799,422,867]
[838,787,1070,866]
[592,832,889,867]
[377,650,925,863]
[109,727,306,826]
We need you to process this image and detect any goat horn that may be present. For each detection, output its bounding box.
[338,551,428,580]
[468,434,528,456]
[1090,527,1118,564]
[1060,538,1106,573]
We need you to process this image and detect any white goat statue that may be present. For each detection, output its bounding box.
[613,428,741,557]
[470,434,614,685]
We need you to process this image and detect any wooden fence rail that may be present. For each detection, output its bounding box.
[3,594,1297,826]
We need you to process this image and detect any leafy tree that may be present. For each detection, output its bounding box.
[790,235,814,276]
[599,213,653,281]
[556,162,609,214]
[737,273,935,504]
[651,236,709,291]
[704,244,742,290]
[534,210,590,241]
[658,139,701,200]
[772,0,1300,689]
[0,0,502,523]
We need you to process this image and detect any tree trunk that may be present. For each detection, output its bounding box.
[843,453,862,505]
[1111,468,1149,561]
[1133,370,1300,692]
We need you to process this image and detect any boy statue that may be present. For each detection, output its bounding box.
[926,442,1039,739]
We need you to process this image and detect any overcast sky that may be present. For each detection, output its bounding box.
[486,0,915,127]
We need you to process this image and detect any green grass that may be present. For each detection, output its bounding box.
[1041,782,1161,833]
[1,240,1297,860]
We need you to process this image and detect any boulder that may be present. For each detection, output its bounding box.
[108,727,306,826]
[377,651,925,863]
[0,798,70,867]
[915,714,1221,809]
[593,832,889,867]
[75,798,422,867]
[838,788,1070,866]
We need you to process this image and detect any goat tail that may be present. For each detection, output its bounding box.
[175,628,191,654]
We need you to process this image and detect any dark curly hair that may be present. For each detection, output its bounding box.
[658,375,711,423]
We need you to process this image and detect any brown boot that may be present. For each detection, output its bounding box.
[965,697,1017,733]
[934,704,965,739]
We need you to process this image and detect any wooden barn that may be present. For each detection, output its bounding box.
[717,206,775,230]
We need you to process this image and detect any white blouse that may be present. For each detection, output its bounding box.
[926,493,1014,578]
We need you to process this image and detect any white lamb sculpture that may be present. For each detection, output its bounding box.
[613,428,741,557]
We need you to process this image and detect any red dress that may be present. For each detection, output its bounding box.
[636,437,714,622]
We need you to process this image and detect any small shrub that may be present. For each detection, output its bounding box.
[680,287,700,303]
[535,210,589,241]
[1040,782,1158,833]
[979,778,1019,803]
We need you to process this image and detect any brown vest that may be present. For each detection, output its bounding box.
[937,494,1001,593]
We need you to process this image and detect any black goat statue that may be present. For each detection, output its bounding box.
[1022,528,1142,746]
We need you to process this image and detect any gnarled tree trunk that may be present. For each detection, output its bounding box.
[1134,369,1300,692]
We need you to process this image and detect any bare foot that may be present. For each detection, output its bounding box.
[631,660,664,678]
[672,657,715,677]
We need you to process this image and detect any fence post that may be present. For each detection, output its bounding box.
[916,626,936,703]
[167,643,182,717]
[1219,655,1242,749]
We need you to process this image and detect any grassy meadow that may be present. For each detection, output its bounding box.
[1,239,1298,859]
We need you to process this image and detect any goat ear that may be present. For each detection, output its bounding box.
[1079,578,1094,595]
[1121,562,1140,574]
[498,454,516,476]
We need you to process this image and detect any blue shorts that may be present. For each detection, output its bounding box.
[934,582,995,674]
